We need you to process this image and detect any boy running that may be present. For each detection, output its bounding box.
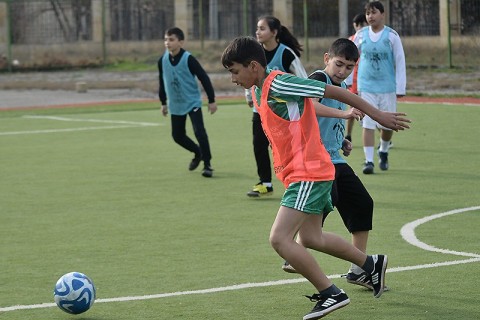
[282,38,379,291]
[158,27,217,177]
[221,37,409,320]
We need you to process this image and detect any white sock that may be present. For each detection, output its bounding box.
[262,182,272,187]
[364,146,374,163]
[379,139,390,153]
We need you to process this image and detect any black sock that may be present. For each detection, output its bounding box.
[361,255,374,274]
[319,284,341,296]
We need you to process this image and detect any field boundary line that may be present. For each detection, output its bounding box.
[0,115,161,136]
[400,206,480,258]
[23,115,160,127]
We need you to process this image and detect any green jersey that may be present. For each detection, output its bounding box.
[253,70,327,120]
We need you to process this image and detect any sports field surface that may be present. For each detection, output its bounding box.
[1,98,479,319]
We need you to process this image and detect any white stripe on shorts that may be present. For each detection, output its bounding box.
[294,181,314,211]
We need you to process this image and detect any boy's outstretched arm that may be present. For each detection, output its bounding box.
[313,99,364,120]
[324,85,411,131]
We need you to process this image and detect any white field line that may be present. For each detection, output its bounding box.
[400,206,480,258]
[0,115,161,136]
[1,209,479,313]
[23,115,160,127]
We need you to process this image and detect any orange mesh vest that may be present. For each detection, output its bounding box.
[252,70,334,187]
[348,34,359,94]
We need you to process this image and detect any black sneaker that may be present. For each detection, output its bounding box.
[378,151,389,171]
[303,290,350,320]
[246,183,273,197]
[189,154,202,171]
[345,271,373,290]
[362,161,374,174]
[370,254,388,298]
[201,166,213,178]
[281,261,297,274]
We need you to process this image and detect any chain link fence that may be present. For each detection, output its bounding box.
[1,0,479,71]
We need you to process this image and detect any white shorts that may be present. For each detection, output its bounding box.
[359,92,397,130]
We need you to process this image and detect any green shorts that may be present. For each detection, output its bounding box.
[281,181,334,215]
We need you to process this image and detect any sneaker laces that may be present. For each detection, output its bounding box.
[305,293,323,302]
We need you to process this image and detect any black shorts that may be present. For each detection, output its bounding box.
[323,163,374,233]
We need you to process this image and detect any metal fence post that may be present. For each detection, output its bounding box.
[102,0,107,65]
[303,0,309,62]
[447,0,452,68]
[6,0,12,72]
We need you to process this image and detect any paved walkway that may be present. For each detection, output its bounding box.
[0,88,156,109]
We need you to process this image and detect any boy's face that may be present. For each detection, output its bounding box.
[164,34,183,55]
[365,7,385,29]
[225,61,258,89]
[323,54,356,85]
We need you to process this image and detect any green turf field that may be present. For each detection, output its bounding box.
[1,100,479,319]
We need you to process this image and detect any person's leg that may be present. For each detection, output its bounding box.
[274,209,351,320]
[247,112,273,196]
[171,114,201,156]
[360,92,378,174]
[377,93,397,170]
[270,206,334,291]
[333,164,374,269]
[189,107,212,166]
[298,221,367,267]
[362,127,375,171]
[252,112,272,183]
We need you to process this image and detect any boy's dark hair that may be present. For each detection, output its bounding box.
[258,15,303,57]
[165,27,184,41]
[353,13,367,25]
[221,36,267,68]
[365,1,384,13]
[328,38,359,62]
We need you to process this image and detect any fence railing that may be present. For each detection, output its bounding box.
[0,0,479,71]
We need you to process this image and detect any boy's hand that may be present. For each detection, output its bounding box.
[346,107,364,121]
[376,112,411,131]
[161,105,168,117]
[208,102,218,114]
[341,139,353,156]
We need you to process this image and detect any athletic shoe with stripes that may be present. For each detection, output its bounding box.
[345,271,373,290]
[343,271,390,292]
[370,254,388,298]
[303,290,350,320]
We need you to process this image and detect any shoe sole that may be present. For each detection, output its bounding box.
[282,265,298,274]
[373,256,388,298]
[346,279,391,292]
[246,192,273,197]
[303,299,350,320]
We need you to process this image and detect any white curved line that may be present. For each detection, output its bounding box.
[400,206,480,258]
[2,207,480,313]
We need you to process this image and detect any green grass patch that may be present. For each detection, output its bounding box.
[1,102,479,319]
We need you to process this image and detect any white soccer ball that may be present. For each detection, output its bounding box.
[12,59,19,66]
[53,272,96,314]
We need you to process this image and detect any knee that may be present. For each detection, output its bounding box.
[172,132,183,144]
[269,232,284,253]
